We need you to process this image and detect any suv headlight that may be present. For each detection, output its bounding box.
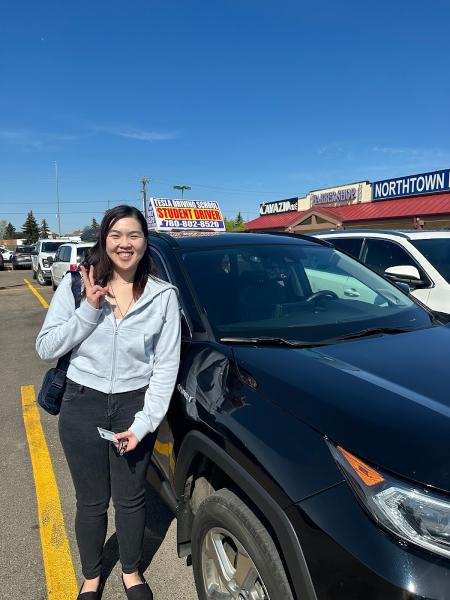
[327,441,450,559]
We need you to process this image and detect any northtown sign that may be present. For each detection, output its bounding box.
[373,169,450,201]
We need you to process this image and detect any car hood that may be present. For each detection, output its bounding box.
[232,326,450,493]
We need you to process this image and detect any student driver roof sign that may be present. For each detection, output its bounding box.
[148,198,226,231]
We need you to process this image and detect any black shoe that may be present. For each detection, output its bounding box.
[122,573,153,600]
[77,578,104,599]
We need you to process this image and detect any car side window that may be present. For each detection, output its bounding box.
[362,239,422,276]
[61,246,71,262]
[329,237,363,259]
[151,248,192,338]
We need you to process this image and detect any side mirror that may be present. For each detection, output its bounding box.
[46,256,53,265]
[384,265,428,289]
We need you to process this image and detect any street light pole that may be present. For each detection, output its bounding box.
[54,161,61,235]
[173,184,191,200]
[141,177,150,220]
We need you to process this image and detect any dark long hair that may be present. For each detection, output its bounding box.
[82,205,158,300]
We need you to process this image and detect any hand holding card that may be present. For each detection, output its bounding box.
[97,427,118,444]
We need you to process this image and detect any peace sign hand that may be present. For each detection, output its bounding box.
[80,265,109,309]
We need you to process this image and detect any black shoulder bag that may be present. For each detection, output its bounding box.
[37,271,82,415]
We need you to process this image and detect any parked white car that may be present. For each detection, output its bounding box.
[313,230,450,314]
[50,242,95,289]
[0,248,13,262]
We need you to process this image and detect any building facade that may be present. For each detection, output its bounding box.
[246,168,450,233]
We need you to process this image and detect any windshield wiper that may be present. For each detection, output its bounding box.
[220,336,325,348]
[333,326,414,342]
[220,327,415,348]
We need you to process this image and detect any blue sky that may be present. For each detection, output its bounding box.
[1,0,450,234]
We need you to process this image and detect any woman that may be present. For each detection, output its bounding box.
[36,205,181,599]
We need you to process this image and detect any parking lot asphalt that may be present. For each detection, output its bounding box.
[0,269,198,600]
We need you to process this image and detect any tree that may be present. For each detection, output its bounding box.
[0,219,7,238]
[4,222,17,239]
[224,213,247,232]
[22,211,40,243]
[40,218,50,238]
[81,225,99,242]
[91,217,99,229]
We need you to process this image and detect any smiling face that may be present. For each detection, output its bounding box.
[105,217,147,276]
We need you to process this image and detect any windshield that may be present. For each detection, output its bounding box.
[182,243,435,343]
[42,242,66,252]
[16,246,34,254]
[411,238,450,284]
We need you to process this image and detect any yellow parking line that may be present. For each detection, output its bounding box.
[24,278,49,309]
[21,385,78,599]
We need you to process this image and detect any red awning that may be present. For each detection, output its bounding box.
[319,193,450,222]
[246,211,303,230]
[246,193,450,229]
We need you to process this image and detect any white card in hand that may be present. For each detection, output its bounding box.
[97,427,118,443]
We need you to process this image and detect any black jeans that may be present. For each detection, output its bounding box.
[59,379,153,579]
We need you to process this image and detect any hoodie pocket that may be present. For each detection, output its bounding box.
[116,328,153,381]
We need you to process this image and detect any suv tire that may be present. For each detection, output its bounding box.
[191,488,294,600]
[51,275,57,291]
[37,268,48,286]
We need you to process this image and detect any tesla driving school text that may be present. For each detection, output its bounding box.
[148,198,226,231]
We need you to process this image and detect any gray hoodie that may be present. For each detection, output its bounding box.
[36,273,181,441]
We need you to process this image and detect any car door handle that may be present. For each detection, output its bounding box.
[344,288,360,297]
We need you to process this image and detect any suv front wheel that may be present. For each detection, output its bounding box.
[37,268,48,286]
[191,489,294,600]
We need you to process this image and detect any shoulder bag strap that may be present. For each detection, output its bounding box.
[56,271,83,370]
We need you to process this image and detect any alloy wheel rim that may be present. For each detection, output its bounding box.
[201,527,270,600]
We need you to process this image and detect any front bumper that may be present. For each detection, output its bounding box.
[287,481,450,599]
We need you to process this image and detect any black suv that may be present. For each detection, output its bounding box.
[148,232,450,600]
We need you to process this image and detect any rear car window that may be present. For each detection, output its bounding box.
[77,247,92,262]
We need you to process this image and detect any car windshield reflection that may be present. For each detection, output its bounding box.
[182,244,436,343]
